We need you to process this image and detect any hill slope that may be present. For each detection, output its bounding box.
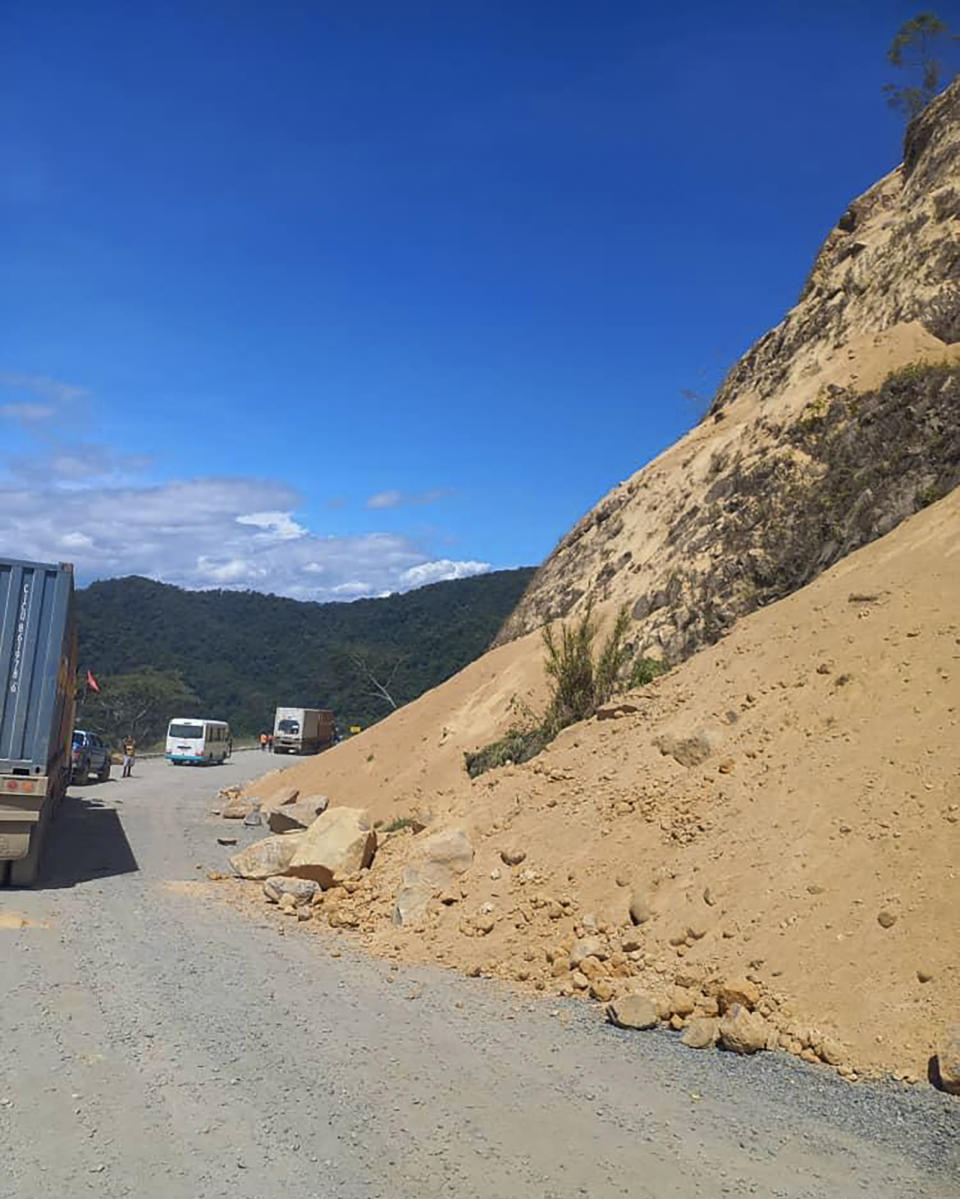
[77,568,534,735]
[496,78,960,661]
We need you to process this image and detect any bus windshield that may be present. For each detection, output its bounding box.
[169,722,204,740]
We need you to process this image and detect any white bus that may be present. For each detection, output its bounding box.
[165,717,231,765]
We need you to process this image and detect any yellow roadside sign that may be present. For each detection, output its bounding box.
[349,725,362,734]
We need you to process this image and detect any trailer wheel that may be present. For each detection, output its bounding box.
[9,828,43,886]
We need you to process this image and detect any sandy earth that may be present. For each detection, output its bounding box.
[1,754,958,1198]
[243,489,960,1083]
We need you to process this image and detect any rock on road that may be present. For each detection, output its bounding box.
[0,755,956,1198]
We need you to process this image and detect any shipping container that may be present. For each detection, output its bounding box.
[0,558,77,884]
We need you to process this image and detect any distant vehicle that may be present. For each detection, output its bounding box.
[272,707,335,755]
[0,557,77,885]
[71,730,111,785]
[165,718,231,765]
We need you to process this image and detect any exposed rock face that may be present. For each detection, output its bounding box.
[495,78,960,660]
[285,807,377,888]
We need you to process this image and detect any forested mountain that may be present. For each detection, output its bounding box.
[76,569,534,743]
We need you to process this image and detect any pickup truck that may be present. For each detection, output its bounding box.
[71,729,111,785]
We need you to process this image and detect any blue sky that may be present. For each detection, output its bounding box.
[0,0,936,599]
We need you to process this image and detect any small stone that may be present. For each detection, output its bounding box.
[606,993,658,1030]
[475,915,496,935]
[702,886,715,906]
[877,909,898,929]
[628,890,653,926]
[263,876,319,905]
[917,967,934,983]
[500,848,526,866]
[669,1014,685,1031]
[717,978,760,1013]
[935,1026,960,1095]
[591,979,615,1002]
[217,836,237,846]
[717,758,735,774]
[570,936,608,968]
[718,1004,769,1055]
[819,1037,845,1066]
[681,1017,719,1049]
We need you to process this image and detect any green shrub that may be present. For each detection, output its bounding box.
[383,816,418,833]
[467,604,653,778]
[630,656,669,687]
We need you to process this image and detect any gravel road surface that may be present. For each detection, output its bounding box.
[1,754,956,1198]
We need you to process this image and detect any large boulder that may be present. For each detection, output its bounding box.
[285,807,377,888]
[393,828,474,926]
[267,796,329,833]
[230,833,304,880]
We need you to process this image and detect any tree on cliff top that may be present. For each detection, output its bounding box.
[883,11,958,120]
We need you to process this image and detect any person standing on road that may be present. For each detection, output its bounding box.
[259,732,268,751]
[122,735,136,778]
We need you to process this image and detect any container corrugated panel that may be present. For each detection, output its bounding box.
[0,558,76,776]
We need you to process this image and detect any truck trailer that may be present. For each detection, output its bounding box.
[272,707,335,755]
[0,558,77,885]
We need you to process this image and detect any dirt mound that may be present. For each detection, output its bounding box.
[245,489,959,1080]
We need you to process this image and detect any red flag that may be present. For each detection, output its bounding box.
[86,671,100,694]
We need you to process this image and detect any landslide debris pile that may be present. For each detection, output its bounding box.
[496,78,960,664]
[229,490,959,1086]
[227,85,960,1090]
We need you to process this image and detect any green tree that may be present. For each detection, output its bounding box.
[80,668,201,749]
[883,11,958,120]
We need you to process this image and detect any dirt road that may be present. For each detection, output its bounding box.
[0,755,956,1198]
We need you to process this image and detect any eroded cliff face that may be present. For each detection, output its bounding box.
[496,79,960,658]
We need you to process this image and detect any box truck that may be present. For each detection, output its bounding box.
[0,558,77,885]
[272,707,335,755]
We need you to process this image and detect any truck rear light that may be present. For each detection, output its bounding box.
[4,778,40,794]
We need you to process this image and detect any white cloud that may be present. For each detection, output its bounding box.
[400,559,491,587]
[366,489,404,510]
[366,487,454,510]
[235,510,307,540]
[0,402,56,422]
[0,473,490,602]
[0,372,89,405]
